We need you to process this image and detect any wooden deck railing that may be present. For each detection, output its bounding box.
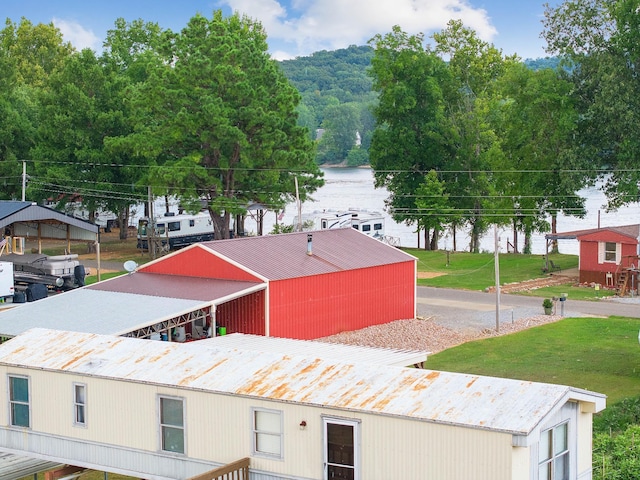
[187,457,250,480]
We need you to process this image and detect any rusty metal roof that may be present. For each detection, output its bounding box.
[0,328,606,438]
[197,228,415,280]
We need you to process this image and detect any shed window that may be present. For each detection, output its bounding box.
[9,375,30,427]
[604,242,617,262]
[159,396,185,454]
[73,383,86,426]
[539,422,569,480]
[252,408,283,459]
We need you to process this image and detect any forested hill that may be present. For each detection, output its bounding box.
[278,46,560,166]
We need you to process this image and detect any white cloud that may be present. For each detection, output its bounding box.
[53,18,101,51]
[223,0,497,58]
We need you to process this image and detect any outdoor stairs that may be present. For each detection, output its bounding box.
[617,271,629,297]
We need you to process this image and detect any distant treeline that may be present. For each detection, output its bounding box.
[279,46,561,165]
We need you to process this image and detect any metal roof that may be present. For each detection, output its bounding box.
[88,272,264,301]
[547,224,640,241]
[0,274,263,338]
[0,452,63,480]
[0,328,606,438]
[194,228,416,280]
[0,201,99,235]
[203,333,428,367]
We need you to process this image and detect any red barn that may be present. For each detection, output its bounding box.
[553,224,640,293]
[138,228,416,339]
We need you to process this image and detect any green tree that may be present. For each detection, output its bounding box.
[433,20,513,253]
[123,11,321,239]
[32,48,143,237]
[0,19,73,201]
[317,103,361,164]
[494,63,586,253]
[368,26,453,249]
[414,170,452,250]
[543,0,640,211]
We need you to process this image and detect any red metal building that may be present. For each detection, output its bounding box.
[139,228,417,339]
[553,224,640,292]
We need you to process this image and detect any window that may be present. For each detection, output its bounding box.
[252,408,283,458]
[539,422,569,480]
[373,223,383,231]
[73,383,86,425]
[168,221,181,232]
[352,225,359,230]
[159,396,185,454]
[361,224,371,232]
[156,223,166,235]
[324,417,360,480]
[9,375,29,427]
[189,219,195,227]
[604,242,616,262]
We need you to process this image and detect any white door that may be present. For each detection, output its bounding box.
[323,417,360,480]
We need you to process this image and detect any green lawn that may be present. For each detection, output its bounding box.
[425,316,640,405]
[405,248,579,291]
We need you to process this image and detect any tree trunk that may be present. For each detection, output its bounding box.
[430,228,439,251]
[551,214,559,253]
[423,228,429,250]
[209,209,231,240]
[512,220,519,254]
[119,207,130,240]
[452,225,457,252]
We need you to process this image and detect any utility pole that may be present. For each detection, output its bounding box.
[494,224,500,332]
[21,161,26,201]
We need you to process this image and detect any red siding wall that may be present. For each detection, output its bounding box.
[216,290,266,336]
[140,245,262,282]
[268,261,415,340]
[579,233,638,285]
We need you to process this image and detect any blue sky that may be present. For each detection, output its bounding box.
[2,0,558,60]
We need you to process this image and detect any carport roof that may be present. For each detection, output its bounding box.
[0,274,264,338]
[0,200,98,234]
[0,452,62,480]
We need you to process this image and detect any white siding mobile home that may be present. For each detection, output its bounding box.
[0,328,605,480]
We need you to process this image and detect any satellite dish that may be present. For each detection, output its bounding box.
[123,260,138,273]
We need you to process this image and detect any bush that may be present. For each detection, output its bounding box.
[542,298,553,309]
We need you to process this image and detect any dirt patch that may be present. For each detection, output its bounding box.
[417,271,446,279]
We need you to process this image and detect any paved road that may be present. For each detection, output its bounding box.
[417,286,640,332]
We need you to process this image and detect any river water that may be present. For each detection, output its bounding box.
[254,167,640,255]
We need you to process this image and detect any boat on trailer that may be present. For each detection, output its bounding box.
[137,212,214,251]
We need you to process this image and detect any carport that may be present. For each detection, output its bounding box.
[0,201,99,253]
[0,273,266,341]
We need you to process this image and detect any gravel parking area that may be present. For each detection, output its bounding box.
[317,314,564,354]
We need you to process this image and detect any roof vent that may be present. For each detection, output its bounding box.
[307,233,313,256]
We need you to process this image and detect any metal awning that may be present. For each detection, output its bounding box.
[204,333,429,367]
[0,451,63,480]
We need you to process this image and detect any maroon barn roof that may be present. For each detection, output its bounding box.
[89,271,263,301]
[552,224,640,240]
[198,228,415,280]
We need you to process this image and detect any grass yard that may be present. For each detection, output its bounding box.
[425,316,640,405]
[406,248,579,291]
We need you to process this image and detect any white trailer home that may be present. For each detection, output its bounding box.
[0,328,605,480]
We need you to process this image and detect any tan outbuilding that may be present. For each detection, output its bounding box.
[0,328,605,480]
